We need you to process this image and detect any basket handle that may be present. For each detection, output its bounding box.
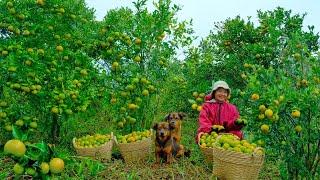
[253,147,265,157]
[197,132,205,145]
[110,132,116,146]
[113,134,119,145]
[72,138,76,148]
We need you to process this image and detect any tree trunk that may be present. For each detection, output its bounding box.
[51,115,60,144]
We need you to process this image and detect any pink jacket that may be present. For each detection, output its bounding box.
[196,95,243,142]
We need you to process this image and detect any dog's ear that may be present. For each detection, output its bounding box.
[152,123,158,130]
[178,112,187,120]
[164,113,171,121]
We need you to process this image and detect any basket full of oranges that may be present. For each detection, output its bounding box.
[211,133,265,179]
[73,133,113,161]
[115,129,152,163]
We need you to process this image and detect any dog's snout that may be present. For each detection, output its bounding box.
[159,129,165,136]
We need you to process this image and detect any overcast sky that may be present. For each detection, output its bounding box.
[85,0,320,45]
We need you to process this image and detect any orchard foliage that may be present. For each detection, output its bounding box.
[0,0,319,178]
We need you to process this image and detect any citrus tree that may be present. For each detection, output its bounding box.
[89,0,194,133]
[242,49,319,179]
[0,0,103,143]
[235,10,320,179]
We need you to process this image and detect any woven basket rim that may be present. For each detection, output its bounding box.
[116,136,151,145]
[114,129,153,145]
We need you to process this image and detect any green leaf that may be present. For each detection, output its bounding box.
[12,125,22,140]
[188,99,196,104]
[24,150,40,161]
[27,141,48,154]
[78,161,84,174]
[26,141,50,162]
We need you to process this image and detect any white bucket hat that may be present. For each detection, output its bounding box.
[211,80,230,95]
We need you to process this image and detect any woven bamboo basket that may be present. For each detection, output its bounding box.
[115,136,152,163]
[212,145,264,180]
[73,132,114,161]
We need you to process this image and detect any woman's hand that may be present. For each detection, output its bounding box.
[211,124,225,133]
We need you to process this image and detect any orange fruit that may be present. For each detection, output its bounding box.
[264,109,273,119]
[294,125,302,132]
[140,78,148,84]
[15,119,24,126]
[49,158,65,174]
[80,69,88,76]
[259,104,266,112]
[196,97,203,102]
[291,110,301,118]
[36,0,45,6]
[56,45,63,52]
[65,109,73,115]
[260,124,270,134]
[278,95,285,102]
[142,89,149,96]
[192,92,199,98]
[243,63,250,68]
[134,38,141,44]
[7,2,14,7]
[0,101,7,107]
[51,107,59,114]
[293,53,301,60]
[4,139,26,157]
[13,163,24,175]
[133,56,141,63]
[29,122,37,128]
[40,162,50,174]
[191,104,198,110]
[111,62,119,70]
[110,98,117,104]
[251,93,259,100]
[258,114,265,120]
[5,124,12,131]
[0,112,7,118]
[117,122,124,128]
[128,103,138,110]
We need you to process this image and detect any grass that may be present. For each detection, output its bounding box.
[0,117,281,179]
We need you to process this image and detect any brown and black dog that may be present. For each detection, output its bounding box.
[153,122,185,164]
[165,112,186,144]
